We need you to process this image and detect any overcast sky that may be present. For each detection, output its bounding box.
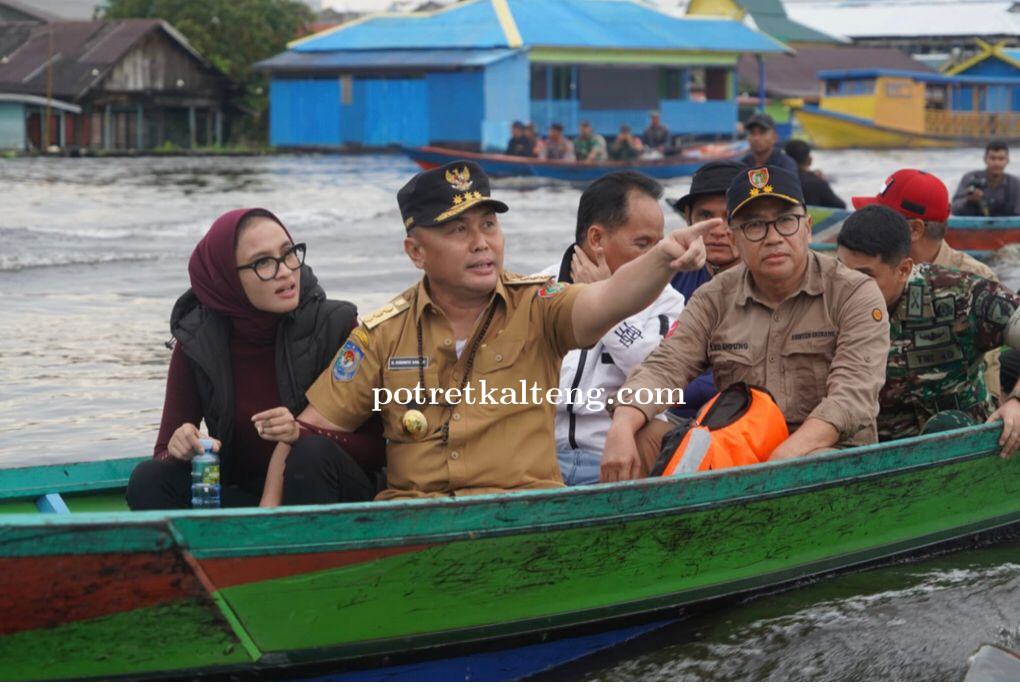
[30,0,1003,22]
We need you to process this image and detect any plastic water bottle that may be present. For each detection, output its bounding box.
[191,439,221,509]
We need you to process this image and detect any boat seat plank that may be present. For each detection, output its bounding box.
[35,493,70,514]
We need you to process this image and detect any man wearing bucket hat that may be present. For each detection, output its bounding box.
[668,159,745,417]
[853,169,1003,401]
[260,160,720,503]
[602,165,890,481]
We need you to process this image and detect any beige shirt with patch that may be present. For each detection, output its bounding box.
[306,271,582,500]
[933,239,1002,400]
[622,251,890,445]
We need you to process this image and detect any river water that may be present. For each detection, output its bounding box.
[1,150,1017,680]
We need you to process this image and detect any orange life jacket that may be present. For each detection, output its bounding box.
[662,383,789,476]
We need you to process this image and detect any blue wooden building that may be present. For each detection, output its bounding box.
[945,40,1020,112]
[257,0,786,150]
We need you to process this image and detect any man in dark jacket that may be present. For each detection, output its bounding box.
[740,113,797,174]
[952,140,1020,217]
[785,139,846,208]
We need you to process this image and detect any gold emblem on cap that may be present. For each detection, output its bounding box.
[402,408,428,440]
[445,166,473,192]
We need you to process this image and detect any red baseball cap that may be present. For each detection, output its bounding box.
[851,169,950,222]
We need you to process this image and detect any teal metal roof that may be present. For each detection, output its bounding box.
[291,0,787,54]
[739,0,842,45]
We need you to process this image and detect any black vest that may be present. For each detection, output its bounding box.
[168,266,355,483]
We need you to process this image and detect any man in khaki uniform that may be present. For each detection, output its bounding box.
[259,160,716,503]
[602,165,891,482]
[852,168,1002,399]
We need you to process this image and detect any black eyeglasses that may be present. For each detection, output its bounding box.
[734,214,805,242]
[236,243,306,281]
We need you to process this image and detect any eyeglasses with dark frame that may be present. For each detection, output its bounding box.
[734,214,806,242]
[236,243,306,281]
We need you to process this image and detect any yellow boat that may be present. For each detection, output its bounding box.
[792,69,1020,150]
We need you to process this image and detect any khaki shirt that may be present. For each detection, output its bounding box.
[933,239,1002,400]
[622,251,889,445]
[933,240,998,281]
[306,272,582,500]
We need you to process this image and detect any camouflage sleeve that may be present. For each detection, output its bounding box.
[970,278,1020,353]
[808,279,890,441]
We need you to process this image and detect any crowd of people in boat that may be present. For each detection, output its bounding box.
[125,117,1020,511]
[505,111,672,162]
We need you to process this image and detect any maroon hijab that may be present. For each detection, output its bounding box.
[188,208,292,344]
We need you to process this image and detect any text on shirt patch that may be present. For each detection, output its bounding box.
[388,356,430,371]
[613,323,643,348]
[710,342,749,352]
[790,330,836,341]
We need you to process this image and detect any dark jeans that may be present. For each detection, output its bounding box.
[125,459,260,510]
[282,435,376,505]
[1001,348,1020,395]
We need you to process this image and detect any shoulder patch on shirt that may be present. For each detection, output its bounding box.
[332,338,365,381]
[362,297,410,330]
[537,281,567,298]
[872,308,883,322]
[504,273,553,285]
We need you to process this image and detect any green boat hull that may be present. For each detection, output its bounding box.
[1,424,1018,679]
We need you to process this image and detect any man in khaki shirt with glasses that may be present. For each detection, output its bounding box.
[602,165,891,482]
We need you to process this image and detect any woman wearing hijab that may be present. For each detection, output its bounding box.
[126,208,385,509]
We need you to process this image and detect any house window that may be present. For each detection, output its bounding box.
[660,68,685,100]
[531,65,574,100]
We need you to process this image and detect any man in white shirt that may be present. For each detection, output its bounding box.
[543,171,687,485]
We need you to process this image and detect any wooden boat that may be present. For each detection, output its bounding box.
[2,423,1019,680]
[792,70,1020,150]
[809,206,1020,253]
[401,141,749,182]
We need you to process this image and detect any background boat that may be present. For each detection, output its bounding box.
[1,424,1018,680]
[401,141,749,182]
[809,205,1020,254]
[793,69,1020,150]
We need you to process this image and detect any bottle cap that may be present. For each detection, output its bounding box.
[200,438,215,453]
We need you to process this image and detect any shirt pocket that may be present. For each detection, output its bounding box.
[710,348,755,391]
[781,339,834,421]
[474,337,527,376]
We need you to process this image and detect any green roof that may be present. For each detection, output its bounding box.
[739,0,841,44]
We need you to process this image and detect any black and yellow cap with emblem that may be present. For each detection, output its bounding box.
[397,160,509,233]
[726,165,805,219]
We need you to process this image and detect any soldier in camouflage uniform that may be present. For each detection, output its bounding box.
[852,168,1004,401]
[836,204,1020,457]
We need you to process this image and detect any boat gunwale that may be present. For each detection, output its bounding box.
[0,423,1013,558]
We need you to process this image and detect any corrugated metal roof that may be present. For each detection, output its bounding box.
[736,45,931,99]
[290,0,787,54]
[786,1,1020,40]
[818,69,1020,85]
[256,47,522,72]
[0,19,219,101]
